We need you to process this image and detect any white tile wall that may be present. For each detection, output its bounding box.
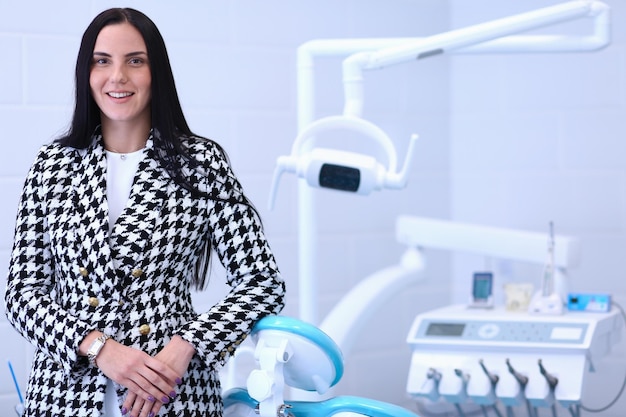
[450,1,626,416]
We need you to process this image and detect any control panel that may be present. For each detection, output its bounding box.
[406,304,622,411]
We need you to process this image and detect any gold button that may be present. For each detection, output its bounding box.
[79,267,88,277]
[138,324,151,335]
[131,268,143,278]
[88,297,99,307]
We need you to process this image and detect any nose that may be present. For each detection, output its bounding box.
[110,63,127,84]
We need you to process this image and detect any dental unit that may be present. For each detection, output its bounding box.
[222,2,618,417]
[400,216,623,417]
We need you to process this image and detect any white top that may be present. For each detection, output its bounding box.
[105,148,146,235]
[104,148,145,417]
[104,379,122,417]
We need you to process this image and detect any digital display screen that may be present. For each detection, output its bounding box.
[425,323,466,337]
[319,163,360,192]
[473,272,493,300]
[550,327,583,341]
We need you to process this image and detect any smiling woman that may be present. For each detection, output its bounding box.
[3,7,285,417]
[90,23,152,153]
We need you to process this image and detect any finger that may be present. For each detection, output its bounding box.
[136,365,178,402]
[121,375,158,405]
[121,376,163,413]
[138,398,152,417]
[129,395,163,417]
[143,400,163,417]
[121,390,137,416]
[130,398,145,417]
[144,357,182,387]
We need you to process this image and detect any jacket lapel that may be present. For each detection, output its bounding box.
[109,137,168,265]
[72,135,112,285]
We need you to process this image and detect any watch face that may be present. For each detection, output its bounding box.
[88,336,107,357]
[87,335,111,366]
[92,339,104,351]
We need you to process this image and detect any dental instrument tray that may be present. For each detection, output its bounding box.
[406,304,622,409]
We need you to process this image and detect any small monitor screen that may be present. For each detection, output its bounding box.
[473,272,493,300]
[425,322,465,337]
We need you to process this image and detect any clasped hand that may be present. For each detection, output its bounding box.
[96,335,195,417]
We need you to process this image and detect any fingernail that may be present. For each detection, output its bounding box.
[149,413,155,417]
[175,377,182,385]
[169,390,177,399]
[120,407,127,415]
[162,395,170,404]
[147,395,156,403]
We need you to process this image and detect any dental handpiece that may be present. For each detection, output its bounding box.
[538,359,558,389]
[454,368,470,385]
[506,359,528,387]
[427,368,442,382]
[479,359,499,386]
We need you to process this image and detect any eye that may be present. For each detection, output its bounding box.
[129,57,146,65]
[93,57,109,65]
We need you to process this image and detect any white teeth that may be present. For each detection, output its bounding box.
[108,92,132,99]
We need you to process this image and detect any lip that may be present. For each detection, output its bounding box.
[106,91,134,99]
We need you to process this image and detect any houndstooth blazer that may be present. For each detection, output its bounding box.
[4,131,285,416]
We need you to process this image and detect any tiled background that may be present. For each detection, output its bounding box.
[0,1,625,416]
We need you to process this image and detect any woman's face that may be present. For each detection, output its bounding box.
[90,22,152,128]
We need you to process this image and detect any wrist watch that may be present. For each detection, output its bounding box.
[87,334,111,367]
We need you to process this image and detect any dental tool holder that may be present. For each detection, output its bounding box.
[246,336,290,416]
[229,316,420,417]
[406,304,622,411]
[246,322,340,417]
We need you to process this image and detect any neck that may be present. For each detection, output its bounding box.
[101,119,151,153]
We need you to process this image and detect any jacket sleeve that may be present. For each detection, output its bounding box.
[4,146,93,374]
[174,140,286,367]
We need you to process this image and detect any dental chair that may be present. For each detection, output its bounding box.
[223,315,419,417]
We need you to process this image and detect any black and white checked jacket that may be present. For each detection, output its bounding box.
[5,131,285,416]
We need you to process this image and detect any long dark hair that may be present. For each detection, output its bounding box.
[57,8,257,289]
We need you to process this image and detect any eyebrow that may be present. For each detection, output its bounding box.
[92,51,148,58]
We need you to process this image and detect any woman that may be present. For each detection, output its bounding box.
[4,8,285,417]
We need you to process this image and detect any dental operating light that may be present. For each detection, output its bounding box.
[278,0,610,327]
[268,115,418,210]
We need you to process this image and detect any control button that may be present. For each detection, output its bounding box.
[478,323,500,339]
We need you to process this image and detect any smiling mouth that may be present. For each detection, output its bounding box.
[107,92,133,99]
